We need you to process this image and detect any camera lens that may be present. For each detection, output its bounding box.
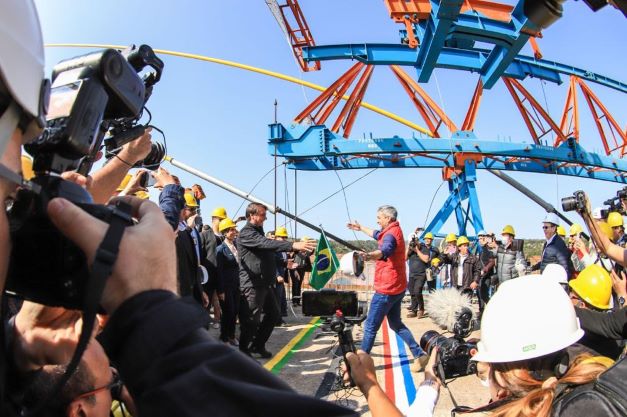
[419,330,443,354]
[561,196,576,212]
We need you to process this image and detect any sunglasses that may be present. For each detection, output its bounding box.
[74,370,123,402]
[542,225,555,230]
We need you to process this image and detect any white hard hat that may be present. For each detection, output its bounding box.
[339,251,364,277]
[542,212,561,226]
[542,264,568,285]
[472,275,583,363]
[0,0,47,120]
[592,207,603,220]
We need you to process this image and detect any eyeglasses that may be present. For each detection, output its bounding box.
[542,225,555,230]
[74,370,123,402]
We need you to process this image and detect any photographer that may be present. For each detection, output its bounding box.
[490,225,526,286]
[406,231,440,319]
[1,3,357,416]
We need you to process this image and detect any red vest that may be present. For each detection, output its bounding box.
[374,221,407,295]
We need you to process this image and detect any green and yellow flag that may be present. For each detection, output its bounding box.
[309,231,339,290]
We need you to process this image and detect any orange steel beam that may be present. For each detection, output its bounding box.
[462,0,514,22]
[278,0,320,72]
[502,77,567,145]
[331,65,375,137]
[574,77,627,157]
[461,78,484,131]
[529,37,543,59]
[390,65,458,137]
[294,63,364,125]
[383,0,431,48]
[557,76,580,146]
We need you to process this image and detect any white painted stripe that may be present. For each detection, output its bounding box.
[385,320,410,413]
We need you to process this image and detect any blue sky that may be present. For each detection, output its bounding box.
[34,1,626,240]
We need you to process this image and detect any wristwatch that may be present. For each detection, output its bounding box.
[619,296,625,308]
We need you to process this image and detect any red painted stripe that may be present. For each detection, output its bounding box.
[381,317,395,401]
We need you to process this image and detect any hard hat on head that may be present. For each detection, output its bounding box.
[431,258,441,267]
[212,207,227,219]
[21,154,34,180]
[471,275,584,363]
[542,263,568,285]
[598,221,613,241]
[183,192,198,208]
[569,223,583,236]
[445,233,457,243]
[457,236,470,246]
[301,236,310,241]
[607,212,623,228]
[556,225,566,237]
[543,212,560,226]
[477,230,487,236]
[218,218,237,233]
[116,174,132,192]
[423,232,434,240]
[569,264,612,310]
[501,225,515,236]
[275,226,288,238]
[134,190,150,200]
[0,0,47,127]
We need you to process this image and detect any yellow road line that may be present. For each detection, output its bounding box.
[263,316,320,371]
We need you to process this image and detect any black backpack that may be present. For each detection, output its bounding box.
[552,354,627,417]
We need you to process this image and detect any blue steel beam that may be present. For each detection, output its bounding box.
[268,123,627,183]
[302,44,627,93]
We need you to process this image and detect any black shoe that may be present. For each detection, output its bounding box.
[250,346,272,358]
[239,348,252,357]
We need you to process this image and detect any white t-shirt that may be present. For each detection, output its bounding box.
[458,255,467,286]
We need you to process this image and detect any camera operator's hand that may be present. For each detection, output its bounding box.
[48,195,178,314]
[610,269,627,302]
[119,169,148,197]
[344,350,378,393]
[13,302,87,372]
[60,171,93,190]
[117,127,152,165]
[293,239,316,253]
[423,347,442,387]
[152,166,176,190]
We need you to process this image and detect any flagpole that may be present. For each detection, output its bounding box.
[165,155,361,251]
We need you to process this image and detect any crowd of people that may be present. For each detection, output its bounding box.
[0,1,625,417]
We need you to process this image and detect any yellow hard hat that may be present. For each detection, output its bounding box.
[557,225,566,237]
[598,221,613,241]
[275,226,288,238]
[301,236,310,241]
[424,232,434,240]
[569,223,583,236]
[134,191,150,200]
[184,192,199,208]
[212,207,227,219]
[607,212,623,228]
[445,233,457,243]
[431,258,441,267]
[218,218,237,233]
[116,174,132,192]
[21,155,35,180]
[501,225,516,236]
[569,264,612,310]
[457,236,470,246]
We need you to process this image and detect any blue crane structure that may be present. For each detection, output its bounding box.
[267,0,626,240]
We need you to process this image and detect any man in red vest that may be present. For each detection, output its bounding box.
[348,205,427,372]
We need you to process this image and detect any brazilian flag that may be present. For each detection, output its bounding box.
[309,231,339,290]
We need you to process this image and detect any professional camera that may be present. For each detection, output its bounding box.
[419,308,478,379]
[5,45,164,309]
[561,190,587,213]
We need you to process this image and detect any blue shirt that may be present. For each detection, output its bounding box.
[373,230,397,260]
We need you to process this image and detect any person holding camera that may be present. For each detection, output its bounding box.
[347,205,428,371]
[477,231,496,315]
[440,236,481,292]
[406,231,440,319]
[490,225,526,286]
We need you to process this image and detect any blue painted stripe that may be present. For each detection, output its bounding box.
[394,331,417,405]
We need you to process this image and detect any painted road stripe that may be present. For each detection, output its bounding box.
[395,330,417,405]
[387,322,409,413]
[381,319,418,414]
[264,316,322,373]
[381,318,396,401]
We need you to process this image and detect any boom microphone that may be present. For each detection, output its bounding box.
[425,288,477,338]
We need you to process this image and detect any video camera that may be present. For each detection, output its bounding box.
[302,290,366,386]
[421,301,478,380]
[562,189,626,218]
[5,45,164,309]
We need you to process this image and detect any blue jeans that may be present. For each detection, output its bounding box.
[361,291,425,358]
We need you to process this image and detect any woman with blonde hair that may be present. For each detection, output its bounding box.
[468,274,622,417]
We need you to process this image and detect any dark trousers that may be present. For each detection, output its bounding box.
[289,269,303,304]
[219,286,240,342]
[274,283,287,317]
[478,276,491,315]
[239,286,280,351]
[408,274,434,312]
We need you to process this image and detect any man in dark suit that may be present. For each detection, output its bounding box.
[536,213,574,279]
[237,203,316,358]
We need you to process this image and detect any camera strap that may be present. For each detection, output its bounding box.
[24,202,132,416]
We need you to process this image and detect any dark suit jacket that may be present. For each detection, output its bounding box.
[540,236,574,278]
[176,227,203,304]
